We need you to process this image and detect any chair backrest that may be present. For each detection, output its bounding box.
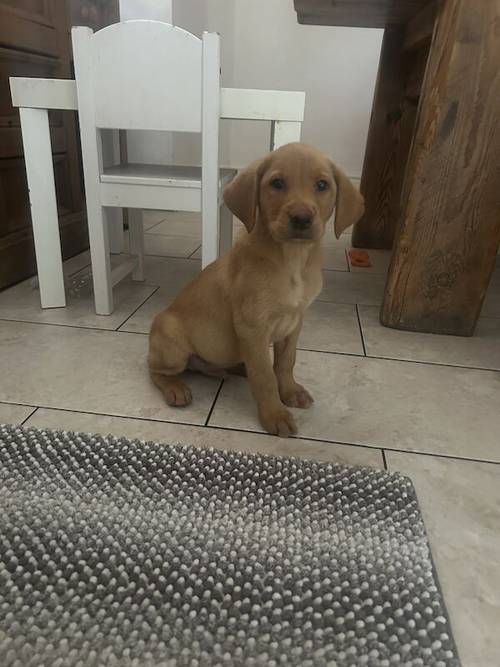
[72,20,217,133]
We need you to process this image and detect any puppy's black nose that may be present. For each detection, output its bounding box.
[290,215,312,230]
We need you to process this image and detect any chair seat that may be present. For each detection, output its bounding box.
[101,163,236,189]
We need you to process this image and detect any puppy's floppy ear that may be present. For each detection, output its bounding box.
[223,156,269,232]
[330,161,365,239]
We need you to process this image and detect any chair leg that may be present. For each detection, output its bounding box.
[88,205,113,315]
[219,204,233,256]
[108,208,125,254]
[202,195,220,269]
[128,209,145,281]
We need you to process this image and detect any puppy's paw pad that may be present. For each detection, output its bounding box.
[165,382,192,407]
[282,385,314,409]
[260,408,298,438]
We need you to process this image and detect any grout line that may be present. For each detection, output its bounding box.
[115,328,150,336]
[20,407,39,425]
[3,400,500,467]
[316,296,382,307]
[66,261,92,278]
[322,267,354,275]
[144,252,201,261]
[365,353,500,373]
[143,220,167,233]
[345,248,351,273]
[147,230,200,240]
[0,317,154,336]
[355,304,367,356]
[297,347,364,358]
[115,286,160,331]
[188,245,201,259]
[0,318,118,334]
[204,379,224,426]
[297,344,500,374]
[0,316,498,375]
[382,450,388,470]
[0,315,498,374]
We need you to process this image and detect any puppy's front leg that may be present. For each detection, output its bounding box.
[239,338,297,437]
[274,321,314,409]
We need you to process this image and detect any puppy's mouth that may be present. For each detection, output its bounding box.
[270,216,319,242]
[288,229,314,241]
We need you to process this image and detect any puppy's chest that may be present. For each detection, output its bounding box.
[270,267,322,341]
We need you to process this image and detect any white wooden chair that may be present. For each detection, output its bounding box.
[72,20,232,315]
[10,27,305,313]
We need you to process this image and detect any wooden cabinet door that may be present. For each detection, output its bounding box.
[0,0,119,291]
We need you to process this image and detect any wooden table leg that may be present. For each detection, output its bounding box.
[381,0,500,336]
[352,27,418,249]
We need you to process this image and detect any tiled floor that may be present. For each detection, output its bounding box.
[0,209,499,667]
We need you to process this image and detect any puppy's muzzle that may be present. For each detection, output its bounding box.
[288,211,314,239]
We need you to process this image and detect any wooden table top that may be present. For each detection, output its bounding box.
[294,0,431,28]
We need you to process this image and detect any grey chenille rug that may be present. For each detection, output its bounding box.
[0,424,460,666]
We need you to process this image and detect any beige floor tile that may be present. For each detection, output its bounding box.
[121,295,364,355]
[26,408,383,468]
[323,247,349,271]
[120,286,179,333]
[63,250,92,276]
[25,251,92,292]
[299,302,363,355]
[360,305,500,370]
[190,223,247,260]
[147,216,201,239]
[209,349,500,461]
[386,451,500,667]
[142,210,169,228]
[0,321,219,425]
[158,209,240,226]
[141,255,201,287]
[117,256,212,333]
[347,248,391,274]
[323,234,353,250]
[144,233,201,258]
[0,402,34,425]
[163,210,201,223]
[0,268,157,331]
[320,270,386,305]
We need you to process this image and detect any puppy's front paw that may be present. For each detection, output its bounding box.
[164,380,192,407]
[281,383,314,409]
[259,406,298,437]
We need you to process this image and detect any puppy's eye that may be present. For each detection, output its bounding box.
[316,179,329,192]
[270,178,285,190]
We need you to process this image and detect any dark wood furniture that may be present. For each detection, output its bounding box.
[295,0,500,336]
[0,0,119,291]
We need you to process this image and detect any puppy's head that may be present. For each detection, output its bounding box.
[223,143,364,242]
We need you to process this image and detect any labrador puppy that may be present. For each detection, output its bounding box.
[148,143,364,436]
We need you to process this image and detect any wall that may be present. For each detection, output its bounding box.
[118,0,172,21]
[230,1,382,177]
[118,0,174,163]
[171,0,236,166]
[173,0,382,178]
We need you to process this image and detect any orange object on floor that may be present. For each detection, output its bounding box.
[349,249,371,268]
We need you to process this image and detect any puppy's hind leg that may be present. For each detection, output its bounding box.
[148,312,192,407]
